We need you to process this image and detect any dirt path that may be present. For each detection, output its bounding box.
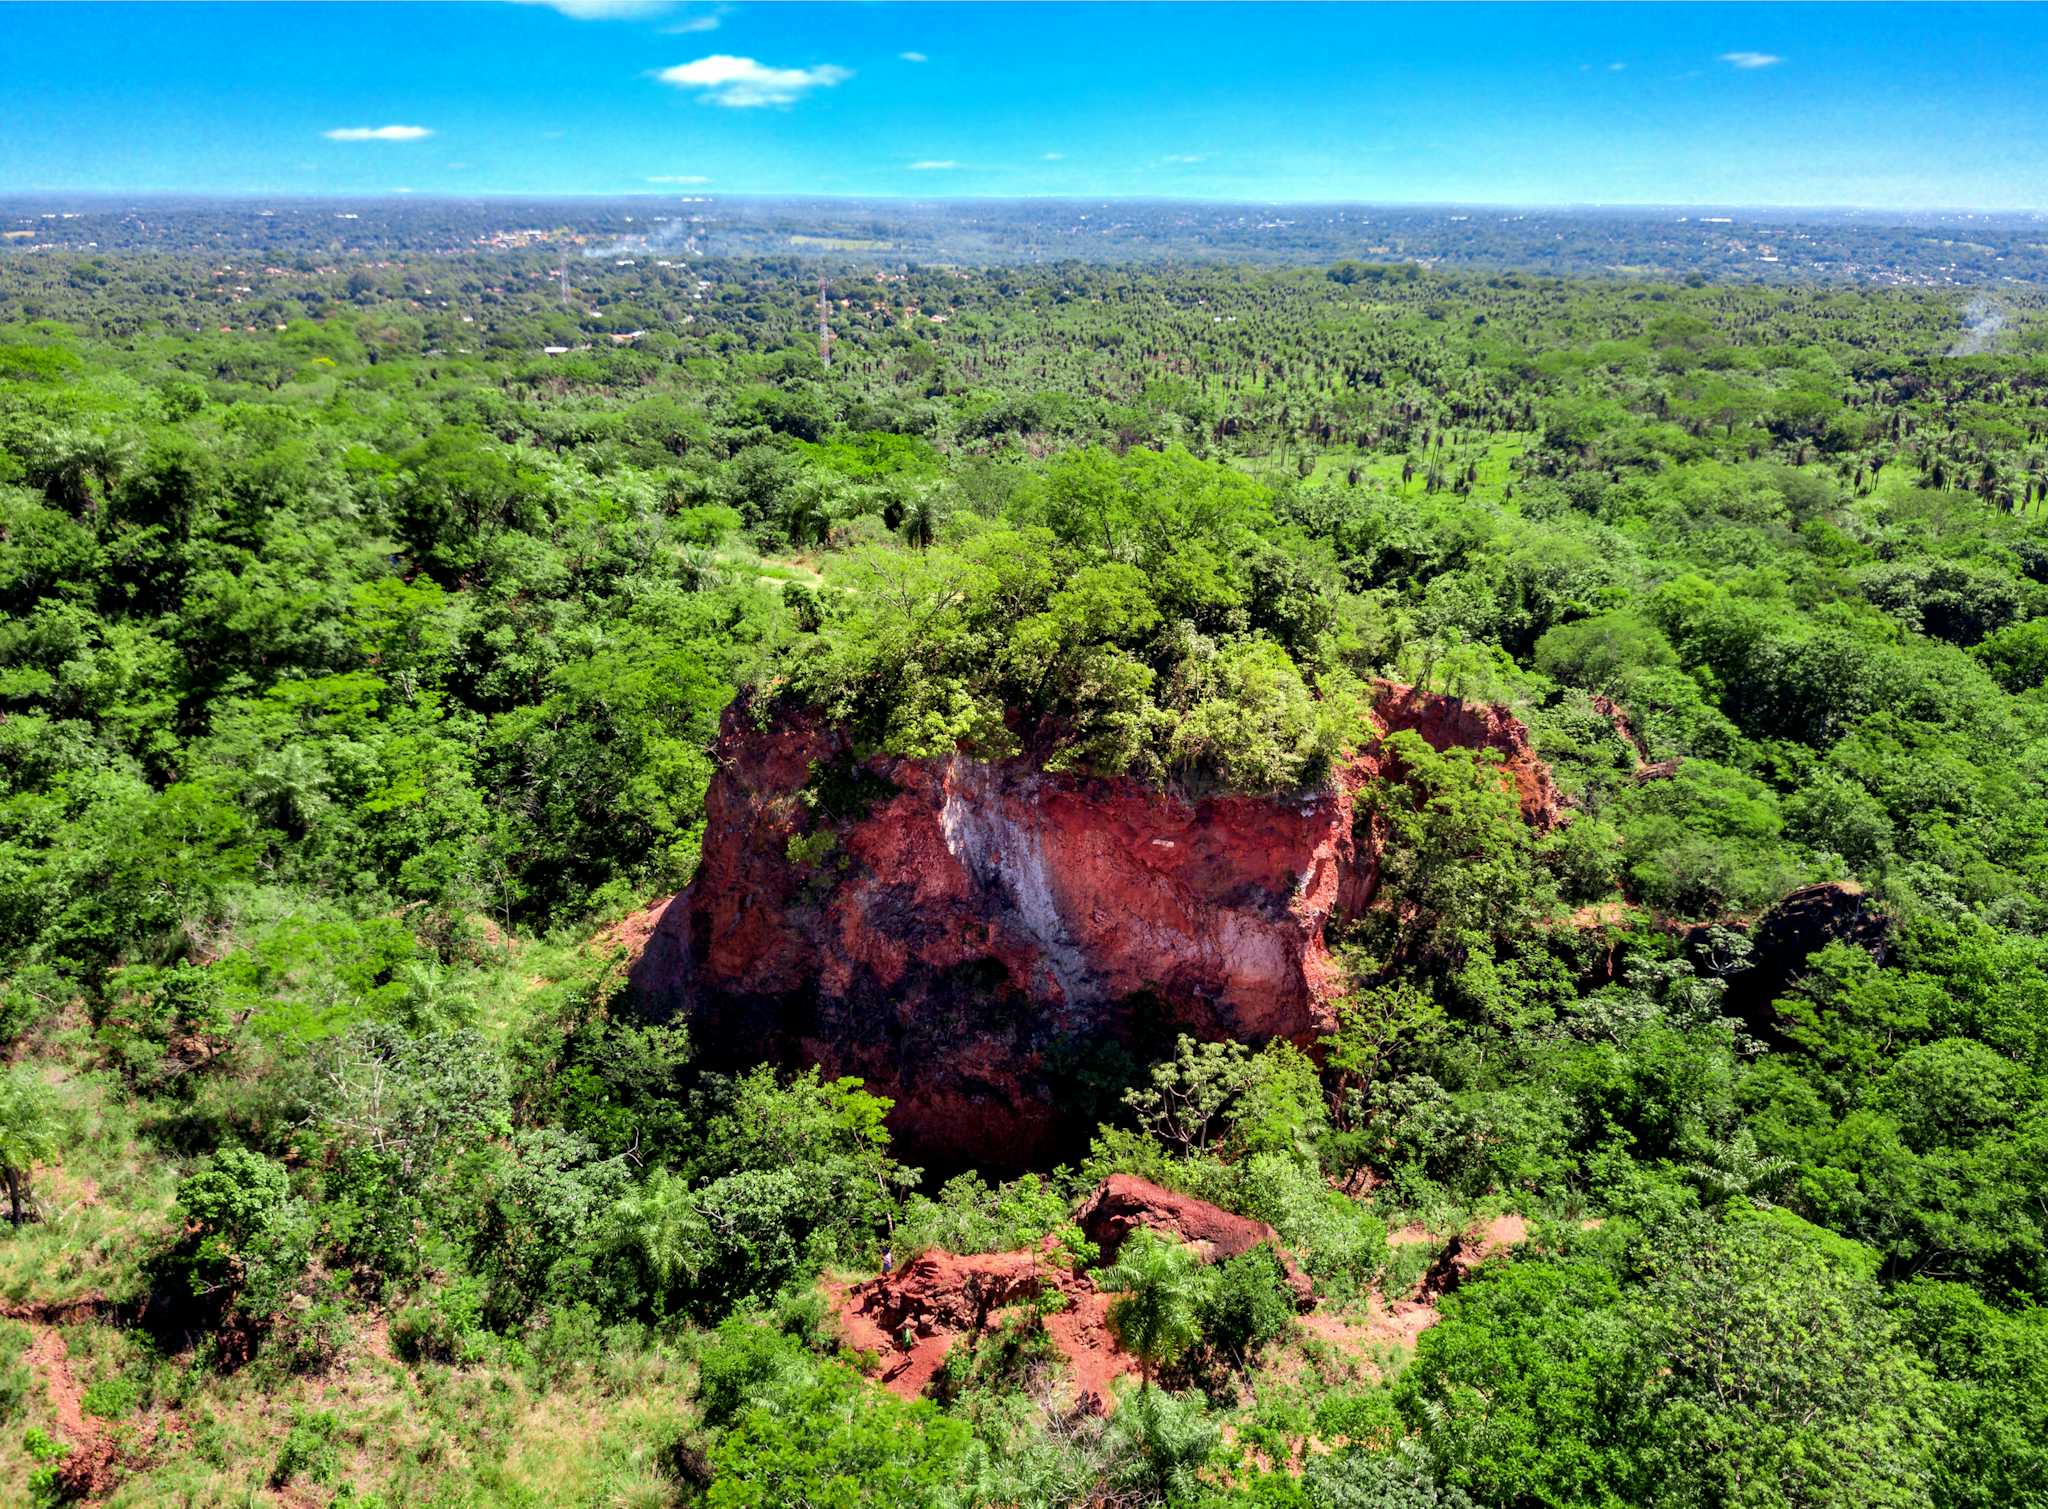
[24,1321,88,1439]
[23,1318,117,1498]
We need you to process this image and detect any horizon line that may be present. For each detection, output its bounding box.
[3,189,2045,218]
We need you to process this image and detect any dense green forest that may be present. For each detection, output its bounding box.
[5,242,2048,1507]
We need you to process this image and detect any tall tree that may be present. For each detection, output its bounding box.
[0,1068,59,1226]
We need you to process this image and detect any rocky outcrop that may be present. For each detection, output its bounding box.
[833,1176,1318,1412]
[628,682,1556,1169]
[834,1246,1134,1410]
[1702,880,1891,1028]
[1376,682,1562,827]
[1076,1174,1314,1308]
[858,1248,1054,1337]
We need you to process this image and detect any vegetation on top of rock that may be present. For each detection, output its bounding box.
[777,445,1369,793]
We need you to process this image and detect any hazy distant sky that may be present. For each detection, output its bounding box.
[4,1,2045,208]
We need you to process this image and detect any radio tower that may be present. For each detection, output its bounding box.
[818,274,832,368]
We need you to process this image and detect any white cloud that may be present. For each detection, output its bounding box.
[662,6,728,33]
[1719,51,1784,69]
[323,125,434,142]
[899,51,928,63]
[1041,151,1065,161]
[1162,153,1207,164]
[508,0,673,18]
[1607,61,1626,72]
[656,54,852,107]
[908,159,958,171]
[647,174,712,184]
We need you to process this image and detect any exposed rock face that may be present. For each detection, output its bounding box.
[859,1249,1053,1336]
[1375,682,1562,828]
[1703,879,1891,1027]
[834,1246,1133,1410]
[629,682,1556,1169]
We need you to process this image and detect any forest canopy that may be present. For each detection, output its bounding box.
[4,238,2048,1506]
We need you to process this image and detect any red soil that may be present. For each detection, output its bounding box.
[831,1176,1302,1414]
[23,1318,117,1500]
[829,1193,1532,1415]
[828,1247,1139,1412]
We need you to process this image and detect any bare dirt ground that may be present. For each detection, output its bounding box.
[829,1201,1534,1417]
[22,1313,117,1499]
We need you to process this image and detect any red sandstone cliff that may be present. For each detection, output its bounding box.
[627,682,1557,1169]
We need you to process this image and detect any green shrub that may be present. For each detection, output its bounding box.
[269,1299,356,1375]
[1198,1245,1298,1366]
[160,1146,313,1323]
[25,1426,65,1509]
[896,1170,1070,1258]
[1304,1439,1475,1508]
[703,1353,972,1508]
[79,1374,139,1419]
[390,1277,491,1365]
[693,1319,816,1430]
[524,1301,607,1387]
[1238,1154,1388,1300]
[0,1320,31,1424]
[269,1407,341,1488]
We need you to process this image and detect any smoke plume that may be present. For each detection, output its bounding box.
[1948,296,2007,357]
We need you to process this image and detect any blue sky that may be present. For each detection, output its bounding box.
[3,2,2045,208]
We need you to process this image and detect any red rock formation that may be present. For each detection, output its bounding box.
[832,1250,1133,1410]
[628,682,1556,1169]
[832,1177,1319,1411]
[1075,1174,1314,1308]
[1374,681,1562,828]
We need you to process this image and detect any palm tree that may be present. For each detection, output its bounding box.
[783,490,832,550]
[900,486,946,552]
[0,1068,59,1227]
[394,961,479,1034]
[607,1170,708,1312]
[1094,1230,1205,1393]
